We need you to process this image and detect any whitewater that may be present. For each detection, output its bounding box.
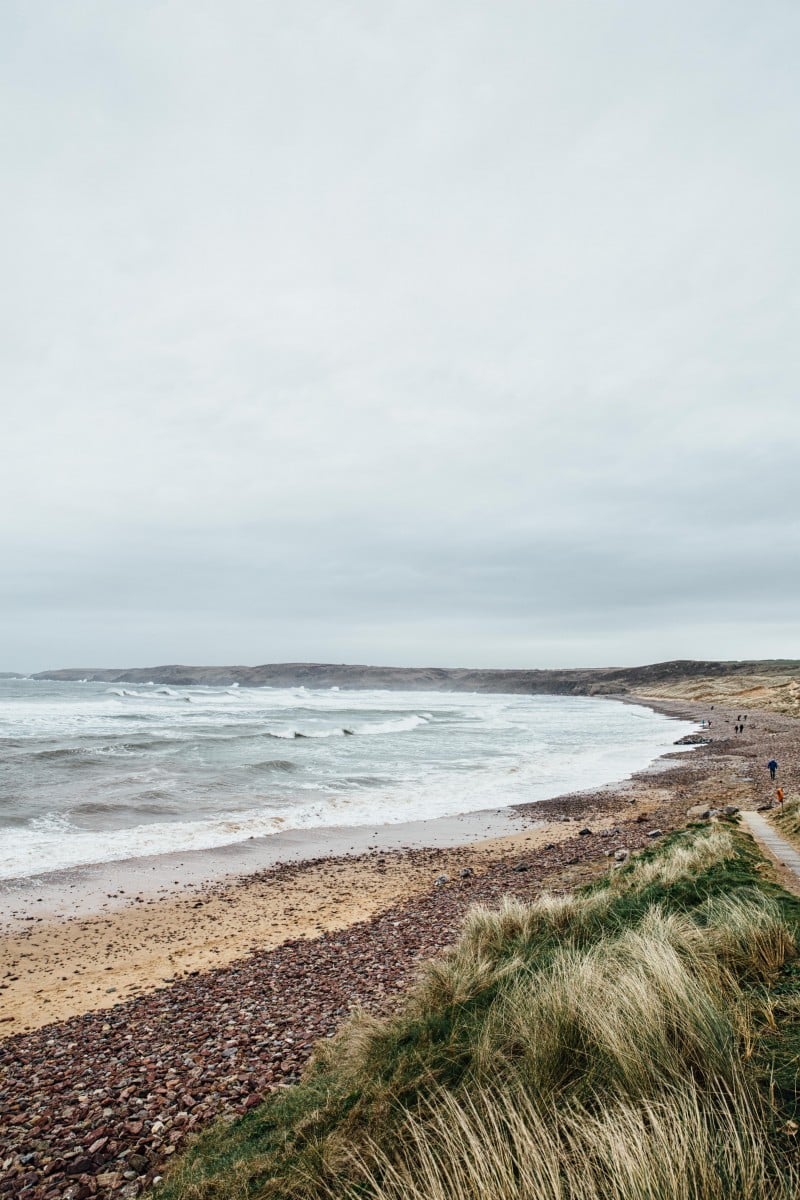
[0,679,696,880]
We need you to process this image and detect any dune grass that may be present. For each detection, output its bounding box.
[772,798,800,847]
[154,826,800,1200]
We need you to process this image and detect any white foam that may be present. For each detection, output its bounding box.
[356,714,429,735]
[0,681,700,880]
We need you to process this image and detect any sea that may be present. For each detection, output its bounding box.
[0,679,697,881]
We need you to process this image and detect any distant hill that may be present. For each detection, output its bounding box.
[31,659,800,695]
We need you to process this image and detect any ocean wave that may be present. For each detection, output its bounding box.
[357,714,430,735]
[69,800,123,815]
[262,728,341,740]
[0,682,702,883]
[33,747,85,760]
[107,686,192,702]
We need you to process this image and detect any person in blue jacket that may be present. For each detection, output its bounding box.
[767,758,779,781]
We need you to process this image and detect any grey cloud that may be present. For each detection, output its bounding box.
[2,1,799,670]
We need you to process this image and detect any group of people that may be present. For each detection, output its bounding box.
[706,708,786,806]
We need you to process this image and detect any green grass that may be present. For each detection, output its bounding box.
[153,825,800,1200]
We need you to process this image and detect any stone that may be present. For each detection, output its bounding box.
[433,874,449,888]
[578,828,592,836]
[459,867,474,879]
[723,805,740,817]
[613,849,629,862]
[512,863,530,873]
[646,829,663,839]
[686,805,711,820]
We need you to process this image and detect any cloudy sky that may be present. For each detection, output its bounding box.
[3,1,799,672]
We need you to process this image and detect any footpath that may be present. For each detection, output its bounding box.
[740,810,800,895]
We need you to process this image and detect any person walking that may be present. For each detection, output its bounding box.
[768,758,779,781]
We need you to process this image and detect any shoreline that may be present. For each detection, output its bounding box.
[2,696,798,1200]
[2,697,697,1034]
[0,694,694,927]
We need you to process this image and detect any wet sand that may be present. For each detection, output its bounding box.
[1,807,641,1034]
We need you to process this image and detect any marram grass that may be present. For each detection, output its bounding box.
[154,826,800,1200]
[773,798,800,847]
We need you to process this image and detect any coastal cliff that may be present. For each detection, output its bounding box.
[31,658,800,694]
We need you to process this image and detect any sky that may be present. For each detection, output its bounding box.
[2,1,799,672]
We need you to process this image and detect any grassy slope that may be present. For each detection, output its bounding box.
[632,671,800,717]
[773,800,800,848]
[154,825,800,1200]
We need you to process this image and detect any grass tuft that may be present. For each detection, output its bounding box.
[154,825,800,1200]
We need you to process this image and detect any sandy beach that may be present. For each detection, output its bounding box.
[2,696,798,1200]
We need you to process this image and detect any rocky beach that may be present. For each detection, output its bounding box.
[2,696,798,1200]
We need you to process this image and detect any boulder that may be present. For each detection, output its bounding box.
[686,804,712,820]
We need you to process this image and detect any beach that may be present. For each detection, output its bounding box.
[2,697,797,1199]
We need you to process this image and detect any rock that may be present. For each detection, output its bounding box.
[613,849,629,862]
[458,867,474,879]
[433,874,449,888]
[686,804,712,820]
[646,829,663,839]
[512,863,530,873]
[723,805,740,817]
[578,828,592,836]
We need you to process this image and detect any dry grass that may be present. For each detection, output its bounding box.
[155,827,800,1200]
[773,799,800,847]
[344,1082,789,1200]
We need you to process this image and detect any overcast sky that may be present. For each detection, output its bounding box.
[2,1,799,672]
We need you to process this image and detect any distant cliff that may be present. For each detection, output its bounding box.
[30,659,800,695]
